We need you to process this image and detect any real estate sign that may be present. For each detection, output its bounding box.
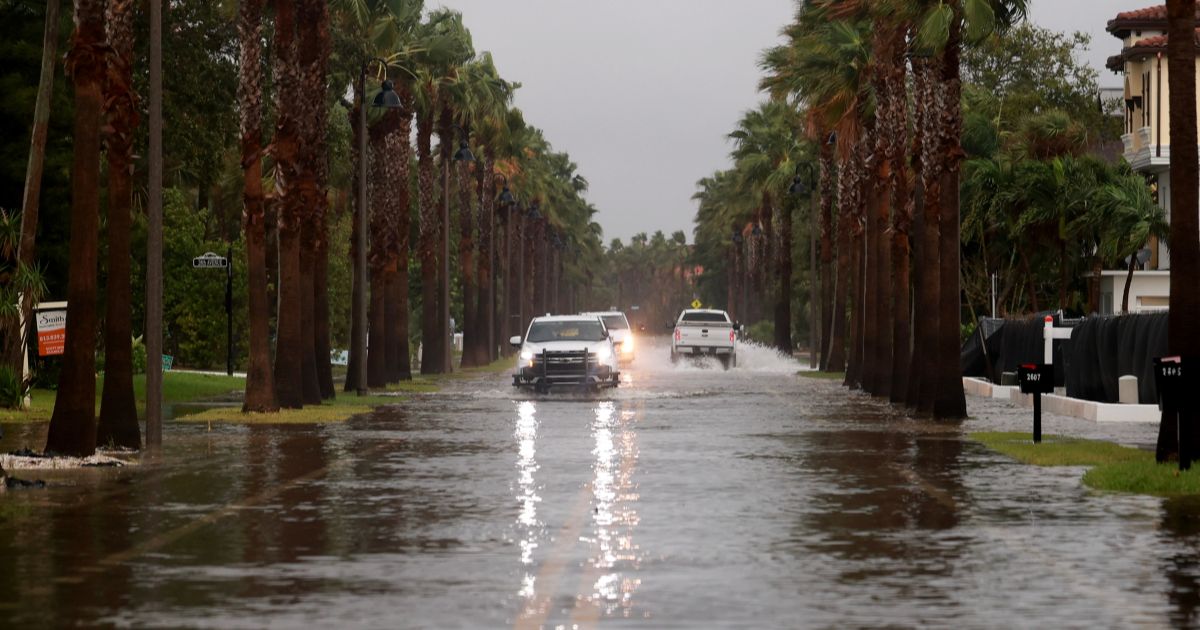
[35,308,66,356]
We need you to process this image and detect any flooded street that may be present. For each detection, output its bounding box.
[3,338,1200,627]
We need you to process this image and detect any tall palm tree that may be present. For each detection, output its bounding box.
[1161,0,1200,463]
[270,0,306,409]
[10,0,60,373]
[238,0,277,412]
[97,0,141,449]
[412,9,472,374]
[46,0,106,456]
[729,101,802,354]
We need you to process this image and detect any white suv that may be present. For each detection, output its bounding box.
[510,315,620,393]
[579,310,635,363]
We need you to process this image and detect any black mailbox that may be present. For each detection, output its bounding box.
[1154,356,1185,410]
[1018,363,1054,395]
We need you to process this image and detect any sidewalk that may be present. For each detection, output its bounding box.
[964,386,1160,448]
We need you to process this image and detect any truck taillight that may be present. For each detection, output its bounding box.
[729,330,735,343]
[674,328,681,342]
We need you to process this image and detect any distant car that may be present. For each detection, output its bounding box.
[510,315,620,393]
[671,309,739,369]
[579,310,635,363]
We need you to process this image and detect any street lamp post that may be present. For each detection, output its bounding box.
[354,60,402,395]
[441,127,475,371]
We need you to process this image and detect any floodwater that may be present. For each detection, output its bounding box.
[2,338,1200,627]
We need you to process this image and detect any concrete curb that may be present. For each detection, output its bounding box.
[963,377,1159,424]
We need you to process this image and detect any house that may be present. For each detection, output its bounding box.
[1101,4,1199,314]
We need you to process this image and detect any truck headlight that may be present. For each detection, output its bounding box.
[621,335,634,353]
[595,345,611,361]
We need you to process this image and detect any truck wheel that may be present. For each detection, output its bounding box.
[730,354,737,369]
[718,355,730,370]
[670,350,679,364]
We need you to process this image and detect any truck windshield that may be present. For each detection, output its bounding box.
[600,315,628,330]
[681,312,729,324]
[527,321,607,343]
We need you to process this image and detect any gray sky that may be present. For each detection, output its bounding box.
[435,0,1144,244]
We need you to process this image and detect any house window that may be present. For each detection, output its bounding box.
[1138,296,1169,311]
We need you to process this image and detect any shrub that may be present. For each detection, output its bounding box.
[0,366,30,410]
[746,320,775,346]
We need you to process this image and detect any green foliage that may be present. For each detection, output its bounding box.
[746,320,775,346]
[1083,461,1200,497]
[0,365,29,409]
[160,188,249,369]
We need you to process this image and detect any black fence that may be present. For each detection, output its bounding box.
[961,312,1168,404]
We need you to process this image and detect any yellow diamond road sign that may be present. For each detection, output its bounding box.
[690,299,702,309]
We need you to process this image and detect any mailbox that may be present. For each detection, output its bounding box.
[1154,356,1187,410]
[1018,363,1054,395]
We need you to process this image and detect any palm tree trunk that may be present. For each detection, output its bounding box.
[933,6,967,420]
[98,0,140,449]
[1122,259,1135,313]
[417,107,441,374]
[826,149,849,373]
[344,98,363,393]
[391,92,415,380]
[46,0,106,457]
[11,0,60,372]
[818,141,835,368]
[458,161,479,368]
[1160,0,1200,464]
[367,115,390,387]
[271,0,304,409]
[774,197,793,354]
[475,158,495,363]
[883,24,912,405]
[314,237,334,399]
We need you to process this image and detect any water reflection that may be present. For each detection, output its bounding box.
[584,400,642,617]
[1161,497,1200,627]
[514,401,540,600]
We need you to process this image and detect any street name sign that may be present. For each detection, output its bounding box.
[192,252,229,269]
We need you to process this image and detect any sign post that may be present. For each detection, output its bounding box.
[1019,363,1054,443]
[1155,356,1191,470]
[192,251,234,376]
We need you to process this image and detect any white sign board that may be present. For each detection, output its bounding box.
[193,252,229,268]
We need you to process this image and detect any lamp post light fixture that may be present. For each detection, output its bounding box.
[442,124,474,371]
[355,58,402,395]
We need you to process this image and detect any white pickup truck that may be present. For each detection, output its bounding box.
[670,309,740,369]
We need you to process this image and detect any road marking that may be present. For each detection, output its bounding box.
[514,481,594,630]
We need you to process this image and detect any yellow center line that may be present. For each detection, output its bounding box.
[514,480,594,630]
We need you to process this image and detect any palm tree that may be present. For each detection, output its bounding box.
[412,9,472,374]
[237,0,277,412]
[97,0,141,448]
[10,0,60,373]
[1095,174,1169,314]
[46,0,106,456]
[729,101,802,354]
[1161,0,1200,464]
[270,0,305,409]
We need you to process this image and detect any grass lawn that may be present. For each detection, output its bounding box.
[2,357,515,426]
[972,431,1200,497]
[178,356,516,425]
[799,370,846,381]
[0,371,244,424]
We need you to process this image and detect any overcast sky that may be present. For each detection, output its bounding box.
[434,0,1145,244]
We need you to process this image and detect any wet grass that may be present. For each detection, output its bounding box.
[799,370,846,381]
[0,372,244,424]
[175,357,515,425]
[972,432,1149,467]
[177,393,405,425]
[972,431,1200,497]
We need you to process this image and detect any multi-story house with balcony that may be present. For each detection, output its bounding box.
[1100,4,1197,313]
